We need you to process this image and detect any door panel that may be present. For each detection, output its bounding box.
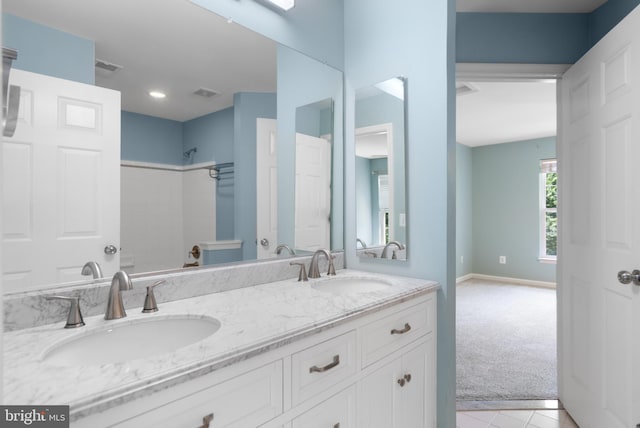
[559,5,640,427]
[256,118,278,259]
[295,133,331,251]
[2,70,120,291]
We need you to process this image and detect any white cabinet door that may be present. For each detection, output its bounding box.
[292,386,356,428]
[358,357,402,428]
[558,4,640,428]
[2,70,120,291]
[358,341,432,428]
[398,341,433,428]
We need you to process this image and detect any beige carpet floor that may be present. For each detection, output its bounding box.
[456,279,557,401]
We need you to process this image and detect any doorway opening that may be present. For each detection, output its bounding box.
[455,63,565,411]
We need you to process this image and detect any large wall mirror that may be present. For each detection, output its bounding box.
[1,1,344,292]
[355,77,407,261]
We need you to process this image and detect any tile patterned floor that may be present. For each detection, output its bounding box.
[457,409,579,428]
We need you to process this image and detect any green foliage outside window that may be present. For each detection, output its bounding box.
[545,172,557,256]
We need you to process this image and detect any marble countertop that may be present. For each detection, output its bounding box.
[3,269,438,420]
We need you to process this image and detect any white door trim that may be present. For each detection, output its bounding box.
[456,62,570,81]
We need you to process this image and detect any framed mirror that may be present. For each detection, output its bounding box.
[354,77,407,260]
[1,1,344,292]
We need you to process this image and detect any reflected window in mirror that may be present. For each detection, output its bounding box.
[354,77,407,261]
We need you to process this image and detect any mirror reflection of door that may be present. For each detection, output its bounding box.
[294,133,331,251]
[256,118,278,259]
[2,70,121,291]
[355,124,393,248]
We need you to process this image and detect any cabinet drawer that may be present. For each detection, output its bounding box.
[291,330,357,406]
[292,385,356,428]
[361,300,434,367]
[118,360,283,428]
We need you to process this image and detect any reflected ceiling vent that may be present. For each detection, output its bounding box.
[193,87,220,98]
[456,82,479,97]
[95,59,123,77]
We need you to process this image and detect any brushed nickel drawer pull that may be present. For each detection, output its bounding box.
[404,373,412,383]
[334,424,340,428]
[309,354,340,373]
[198,413,214,428]
[397,377,406,387]
[390,323,411,335]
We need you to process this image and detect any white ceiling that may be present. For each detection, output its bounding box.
[3,0,277,122]
[456,80,557,147]
[3,0,601,144]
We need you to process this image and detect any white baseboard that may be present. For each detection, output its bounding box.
[456,273,474,284]
[456,273,556,289]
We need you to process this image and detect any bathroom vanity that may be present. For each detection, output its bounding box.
[4,270,437,427]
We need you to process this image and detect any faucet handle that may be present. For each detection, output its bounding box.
[290,262,308,282]
[142,280,166,313]
[46,295,85,328]
[327,255,336,276]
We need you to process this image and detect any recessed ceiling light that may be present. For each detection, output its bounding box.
[149,91,166,99]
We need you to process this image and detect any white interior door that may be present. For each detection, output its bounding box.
[256,118,278,259]
[2,70,120,291]
[294,133,331,251]
[558,5,640,427]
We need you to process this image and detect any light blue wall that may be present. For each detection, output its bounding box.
[355,156,374,246]
[456,3,640,65]
[589,0,640,46]
[277,45,344,252]
[355,157,388,247]
[2,14,94,84]
[296,103,333,139]
[456,143,473,278]
[471,137,556,283]
[183,107,234,166]
[183,107,236,240]
[121,111,183,165]
[456,13,589,64]
[189,0,344,70]
[233,92,277,261]
[344,1,457,426]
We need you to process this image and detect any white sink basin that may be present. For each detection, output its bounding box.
[311,277,392,295]
[43,316,221,366]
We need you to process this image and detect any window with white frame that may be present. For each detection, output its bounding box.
[378,175,390,244]
[539,159,557,262]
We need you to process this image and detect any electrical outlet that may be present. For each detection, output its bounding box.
[499,256,506,264]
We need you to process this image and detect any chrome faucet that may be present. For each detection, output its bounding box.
[276,244,296,256]
[105,271,133,320]
[356,238,367,249]
[381,241,405,259]
[308,249,336,279]
[81,261,103,279]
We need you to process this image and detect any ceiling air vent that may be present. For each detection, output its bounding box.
[456,82,478,97]
[193,87,220,98]
[95,59,123,77]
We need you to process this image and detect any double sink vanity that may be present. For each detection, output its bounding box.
[4,256,438,427]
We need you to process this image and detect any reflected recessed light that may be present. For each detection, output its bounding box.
[259,0,295,11]
[149,91,166,99]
